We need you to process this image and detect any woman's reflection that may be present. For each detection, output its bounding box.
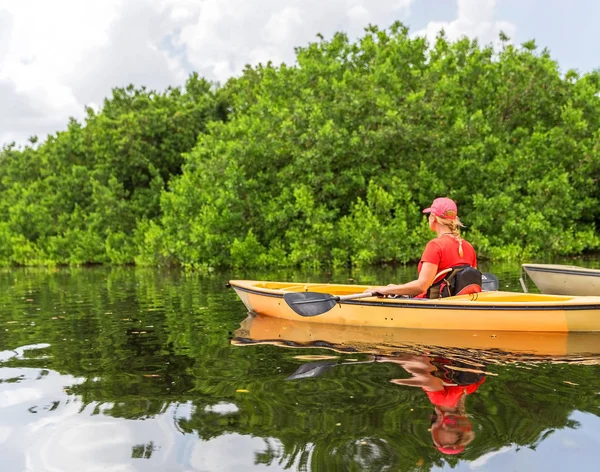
[287,352,486,455]
[375,353,485,455]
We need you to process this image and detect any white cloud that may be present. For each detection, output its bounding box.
[0,0,415,146]
[172,0,414,83]
[0,0,121,113]
[263,7,303,44]
[0,0,120,144]
[348,5,371,24]
[0,0,517,148]
[0,0,189,145]
[468,445,514,469]
[414,0,516,47]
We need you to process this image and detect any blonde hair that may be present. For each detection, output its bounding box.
[434,426,476,450]
[431,396,476,450]
[434,215,466,257]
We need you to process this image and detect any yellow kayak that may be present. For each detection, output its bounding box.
[228,280,600,332]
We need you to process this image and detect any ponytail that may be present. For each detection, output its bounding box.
[434,216,465,257]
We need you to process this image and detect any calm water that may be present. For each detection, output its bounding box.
[1,262,600,472]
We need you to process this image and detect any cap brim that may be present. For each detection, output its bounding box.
[437,446,465,455]
[422,207,433,214]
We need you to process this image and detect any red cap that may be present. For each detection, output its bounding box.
[431,413,472,455]
[423,197,458,220]
[437,446,465,455]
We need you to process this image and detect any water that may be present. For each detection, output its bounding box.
[1,263,600,472]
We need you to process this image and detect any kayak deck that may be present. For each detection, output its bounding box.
[234,280,595,305]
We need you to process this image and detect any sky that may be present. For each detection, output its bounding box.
[1,0,599,147]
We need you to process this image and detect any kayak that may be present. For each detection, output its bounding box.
[228,280,600,332]
[522,263,600,296]
[232,313,600,358]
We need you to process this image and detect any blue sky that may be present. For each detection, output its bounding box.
[1,0,599,146]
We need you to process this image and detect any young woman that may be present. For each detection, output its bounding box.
[368,197,478,298]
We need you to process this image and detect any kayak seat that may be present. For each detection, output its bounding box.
[427,265,483,299]
[455,283,482,296]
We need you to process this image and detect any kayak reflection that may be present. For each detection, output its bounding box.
[232,312,600,462]
[233,313,600,359]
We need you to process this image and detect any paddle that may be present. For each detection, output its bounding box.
[283,290,378,317]
[285,360,337,380]
[286,359,376,380]
[284,272,500,318]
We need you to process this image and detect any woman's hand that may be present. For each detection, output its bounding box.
[366,284,397,296]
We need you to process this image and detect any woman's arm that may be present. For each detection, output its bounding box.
[375,355,445,391]
[369,262,439,296]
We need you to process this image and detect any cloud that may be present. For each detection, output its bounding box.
[2,0,523,148]
[1,0,415,146]
[0,0,189,145]
[0,79,42,144]
[468,445,514,469]
[66,1,189,107]
[0,0,120,144]
[0,0,120,114]
[414,0,516,47]
[172,0,414,83]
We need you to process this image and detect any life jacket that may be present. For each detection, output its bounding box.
[426,265,483,299]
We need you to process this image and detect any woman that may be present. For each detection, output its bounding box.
[369,197,478,298]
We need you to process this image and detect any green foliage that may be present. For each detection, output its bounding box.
[0,75,225,266]
[1,23,600,268]
[152,24,600,268]
[336,179,426,266]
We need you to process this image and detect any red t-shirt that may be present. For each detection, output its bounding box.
[425,377,486,408]
[418,236,477,282]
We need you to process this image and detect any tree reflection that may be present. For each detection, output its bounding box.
[1,268,600,471]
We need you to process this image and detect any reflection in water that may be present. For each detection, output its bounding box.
[233,313,600,469]
[233,313,600,361]
[0,359,287,472]
[285,352,487,456]
[1,268,600,471]
[378,354,485,455]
